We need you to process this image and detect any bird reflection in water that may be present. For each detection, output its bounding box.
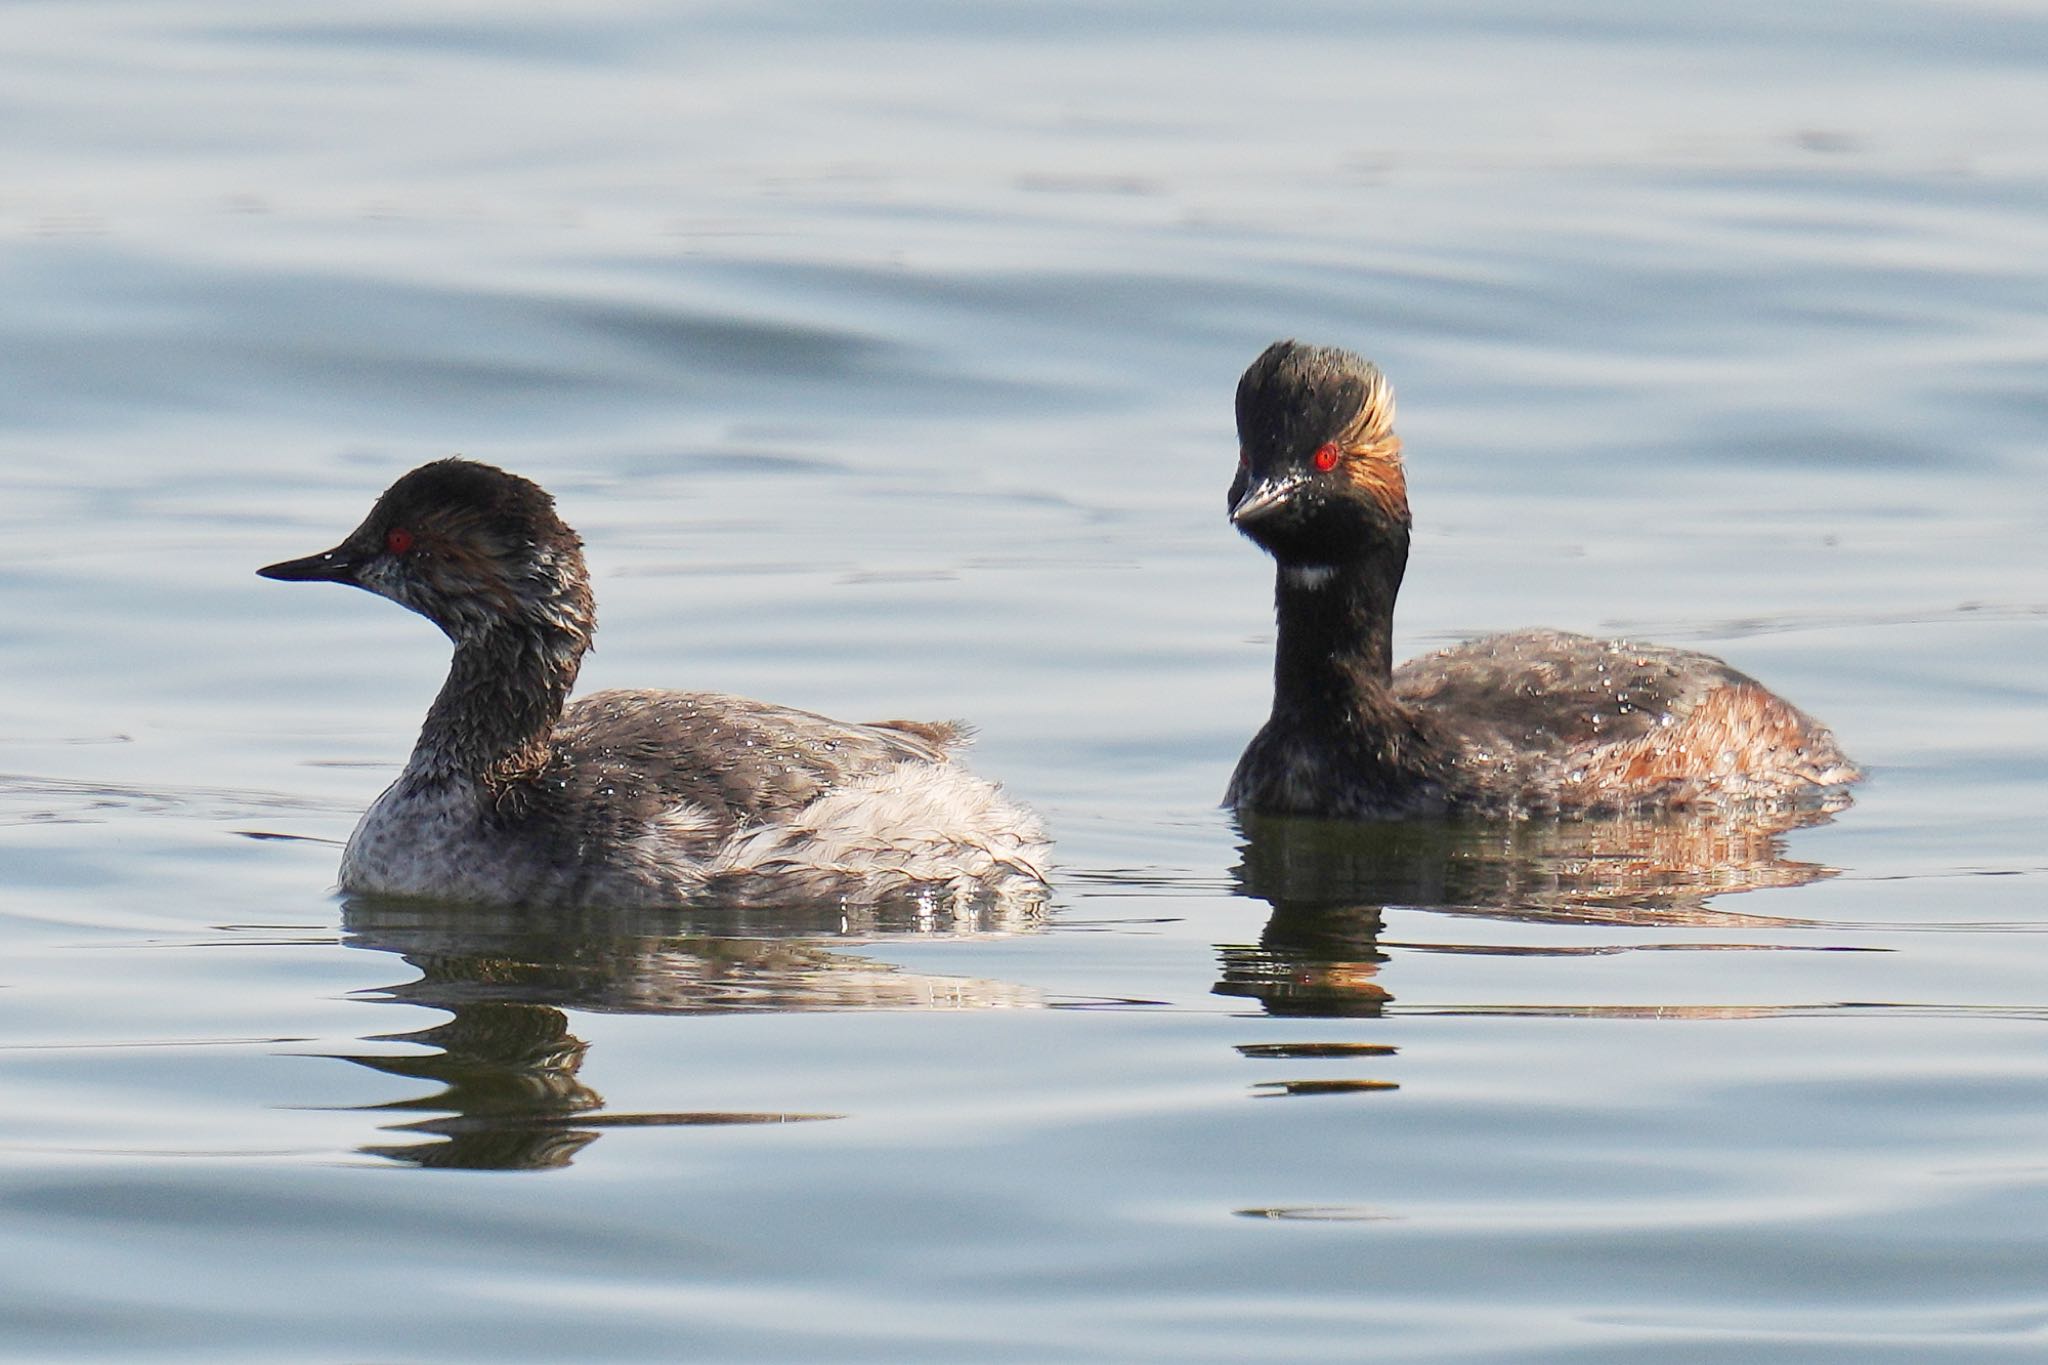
[1219,806,1852,1019]
[330,890,1044,1170]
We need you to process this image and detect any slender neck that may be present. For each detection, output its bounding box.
[1269,546,1405,715]
[409,621,584,785]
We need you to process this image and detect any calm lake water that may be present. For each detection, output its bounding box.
[3,2,2046,1360]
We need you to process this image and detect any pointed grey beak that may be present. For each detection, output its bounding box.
[257,543,362,585]
[1228,474,1303,526]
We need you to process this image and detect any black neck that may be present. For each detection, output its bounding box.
[411,623,583,784]
[1269,547,1405,716]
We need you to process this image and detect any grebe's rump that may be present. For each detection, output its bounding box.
[1225,341,1861,821]
[259,459,1048,910]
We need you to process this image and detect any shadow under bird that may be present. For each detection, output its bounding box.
[1225,340,1861,821]
[258,459,1048,909]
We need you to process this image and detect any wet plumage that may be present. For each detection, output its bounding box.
[260,459,1048,908]
[1225,341,1861,820]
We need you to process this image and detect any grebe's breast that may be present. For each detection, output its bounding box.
[1393,629,1860,815]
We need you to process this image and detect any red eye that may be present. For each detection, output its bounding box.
[1312,442,1341,472]
[1237,449,1248,471]
[385,527,415,555]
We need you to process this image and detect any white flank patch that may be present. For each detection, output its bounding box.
[711,760,1050,889]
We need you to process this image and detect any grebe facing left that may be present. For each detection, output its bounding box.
[1225,340,1861,821]
[259,459,1048,909]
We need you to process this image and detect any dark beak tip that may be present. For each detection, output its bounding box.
[257,549,356,584]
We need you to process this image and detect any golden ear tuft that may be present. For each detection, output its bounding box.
[1346,363,1398,447]
[1343,439,1409,522]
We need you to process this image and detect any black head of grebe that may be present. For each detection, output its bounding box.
[259,458,594,654]
[1230,339,1409,579]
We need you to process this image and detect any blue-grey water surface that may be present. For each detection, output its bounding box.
[2,3,2046,1360]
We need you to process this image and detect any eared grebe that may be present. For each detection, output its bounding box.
[259,459,1048,908]
[1225,340,1861,820]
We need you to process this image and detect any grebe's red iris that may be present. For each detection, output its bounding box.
[1312,442,1340,472]
[385,527,414,555]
